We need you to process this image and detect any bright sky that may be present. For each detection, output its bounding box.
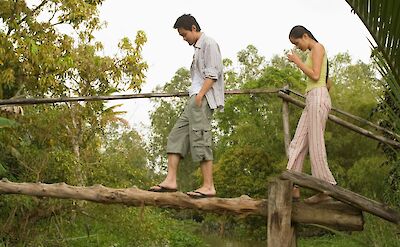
[94,0,373,138]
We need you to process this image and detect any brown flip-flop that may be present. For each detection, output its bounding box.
[186,191,215,199]
[148,185,177,193]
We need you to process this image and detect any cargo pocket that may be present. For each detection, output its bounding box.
[203,129,212,147]
[192,128,212,147]
[191,128,212,161]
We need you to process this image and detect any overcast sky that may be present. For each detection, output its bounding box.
[93,0,373,138]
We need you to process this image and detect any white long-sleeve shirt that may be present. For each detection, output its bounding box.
[190,33,225,110]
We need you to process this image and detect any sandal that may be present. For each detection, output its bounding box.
[148,185,177,193]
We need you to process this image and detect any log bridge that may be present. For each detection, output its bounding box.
[1,171,399,247]
[1,88,400,246]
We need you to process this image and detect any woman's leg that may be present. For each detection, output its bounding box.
[287,108,309,172]
[307,87,336,185]
[287,103,310,200]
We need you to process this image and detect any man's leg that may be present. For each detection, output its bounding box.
[186,97,216,197]
[198,160,216,195]
[186,160,216,196]
[150,153,181,191]
[150,102,190,192]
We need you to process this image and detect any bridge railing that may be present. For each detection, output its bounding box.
[1,87,400,247]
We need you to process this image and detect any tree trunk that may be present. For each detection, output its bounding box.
[66,103,86,186]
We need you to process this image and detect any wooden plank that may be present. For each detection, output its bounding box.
[281,170,400,225]
[0,179,363,231]
[267,179,296,247]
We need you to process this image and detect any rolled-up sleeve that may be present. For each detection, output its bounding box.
[203,42,222,80]
[193,34,224,110]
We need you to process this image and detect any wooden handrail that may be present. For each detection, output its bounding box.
[0,89,280,106]
[0,87,397,148]
[281,171,400,225]
[278,91,400,149]
[286,88,400,141]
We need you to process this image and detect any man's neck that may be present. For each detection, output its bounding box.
[193,32,203,46]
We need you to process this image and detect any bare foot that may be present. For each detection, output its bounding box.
[148,185,177,192]
[304,193,332,204]
[292,186,300,200]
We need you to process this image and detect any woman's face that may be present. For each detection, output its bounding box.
[290,34,308,51]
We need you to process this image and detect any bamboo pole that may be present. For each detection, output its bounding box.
[277,92,400,149]
[0,89,280,106]
[287,88,400,141]
[0,179,364,231]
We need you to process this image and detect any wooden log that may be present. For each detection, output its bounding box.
[268,179,296,247]
[281,171,400,225]
[292,201,364,231]
[0,179,364,230]
[277,92,400,149]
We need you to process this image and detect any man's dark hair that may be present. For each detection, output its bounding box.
[173,14,201,31]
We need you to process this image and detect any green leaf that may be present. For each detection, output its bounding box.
[0,117,16,128]
[0,162,7,176]
[30,39,39,55]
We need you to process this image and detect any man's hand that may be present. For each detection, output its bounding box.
[195,94,203,107]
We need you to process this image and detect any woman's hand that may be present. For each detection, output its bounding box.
[287,52,301,65]
[326,78,333,92]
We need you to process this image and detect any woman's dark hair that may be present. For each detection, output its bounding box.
[289,25,318,42]
[289,25,329,82]
[173,14,201,32]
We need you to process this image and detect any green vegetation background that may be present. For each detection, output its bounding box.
[0,1,399,246]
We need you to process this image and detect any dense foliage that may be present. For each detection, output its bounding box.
[0,1,398,246]
[0,1,200,246]
[346,0,400,205]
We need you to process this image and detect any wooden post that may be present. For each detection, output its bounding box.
[268,179,296,247]
[282,86,291,157]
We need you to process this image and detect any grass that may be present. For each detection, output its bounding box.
[299,234,364,247]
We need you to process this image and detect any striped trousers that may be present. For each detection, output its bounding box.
[286,87,336,184]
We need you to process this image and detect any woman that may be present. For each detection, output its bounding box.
[286,25,336,204]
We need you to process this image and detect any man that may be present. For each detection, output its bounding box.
[149,14,224,198]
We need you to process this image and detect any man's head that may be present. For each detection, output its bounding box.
[173,14,201,46]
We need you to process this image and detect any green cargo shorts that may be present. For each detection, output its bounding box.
[166,95,213,162]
